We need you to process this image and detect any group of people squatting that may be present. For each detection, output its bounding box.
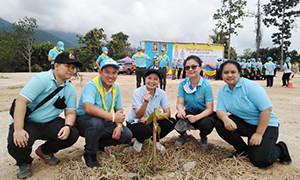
[8,49,292,179]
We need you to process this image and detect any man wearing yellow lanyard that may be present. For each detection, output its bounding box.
[48,41,64,69]
[132,45,151,88]
[95,47,110,71]
[157,49,170,91]
[76,59,132,168]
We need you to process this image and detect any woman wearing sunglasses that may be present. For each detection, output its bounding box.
[174,55,218,148]
[215,60,291,168]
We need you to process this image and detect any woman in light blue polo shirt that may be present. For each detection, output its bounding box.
[215,60,292,168]
[281,57,292,87]
[174,55,218,149]
[126,65,175,152]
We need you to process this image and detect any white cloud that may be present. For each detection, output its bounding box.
[1,0,299,56]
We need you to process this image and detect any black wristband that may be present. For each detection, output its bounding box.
[65,124,73,132]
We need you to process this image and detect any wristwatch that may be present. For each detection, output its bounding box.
[65,124,73,132]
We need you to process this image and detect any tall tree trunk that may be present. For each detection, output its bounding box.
[256,0,262,59]
[280,5,285,67]
[227,23,231,60]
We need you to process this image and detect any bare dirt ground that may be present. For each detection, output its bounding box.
[0,71,299,179]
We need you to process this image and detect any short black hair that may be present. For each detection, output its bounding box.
[184,55,202,67]
[220,60,241,73]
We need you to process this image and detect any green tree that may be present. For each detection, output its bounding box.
[12,16,38,72]
[263,0,300,66]
[213,0,247,60]
[106,32,131,60]
[32,42,53,71]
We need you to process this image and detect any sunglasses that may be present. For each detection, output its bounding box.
[184,65,199,70]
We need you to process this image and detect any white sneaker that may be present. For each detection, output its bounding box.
[132,140,143,152]
[149,139,166,151]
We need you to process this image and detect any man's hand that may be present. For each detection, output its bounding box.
[138,116,148,123]
[177,108,186,119]
[112,127,122,140]
[114,109,125,123]
[13,129,29,148]
[57,126,70,140]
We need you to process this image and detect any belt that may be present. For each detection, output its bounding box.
[137,67,146,69]
[161,67,166,69]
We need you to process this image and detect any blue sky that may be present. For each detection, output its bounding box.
[1,0,299,56]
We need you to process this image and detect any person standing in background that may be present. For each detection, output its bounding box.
[281,57,292,87]
[48,41,64,69]
[171,58,177,80]
[177,58,183,79]
[264,57,276,88]
[157,49,170,90]
[291,61,300,78]
[95,47,109,71]
[132,45,151,88]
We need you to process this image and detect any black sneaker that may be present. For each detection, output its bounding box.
[17,163,32,179]
[277,141,292,165]
[98,143,105,152]
[199,137,208,149]
[229,150,248,158]
[82,153,101,168]
[175,134,187,146]
[35,146,60,166]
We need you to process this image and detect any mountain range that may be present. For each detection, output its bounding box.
[0,17,81,49]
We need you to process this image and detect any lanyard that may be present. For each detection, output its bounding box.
[136,52,143,57]
[92,75,116,113]
[101,53,108,59]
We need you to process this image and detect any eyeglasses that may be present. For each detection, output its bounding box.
[184,65,199,70]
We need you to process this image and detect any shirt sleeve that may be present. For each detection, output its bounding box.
[132,89,144,109]
[114,85,122,109]
[216,87,227,111]
[19,74,48,102]
[65,86,77,110]
[204,82,214,102]
[160,91,170,109]
[245,82,272,111]
[81,82,98,105]
[177,81,185,98]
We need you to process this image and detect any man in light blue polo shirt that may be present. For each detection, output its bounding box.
[7,52,81,179]
[157,49,170,90]
[176,58,183,79]
[95,47,109,70]
[48,41,64,69]
[76,58,132,168]
[132,45,151,88]
[171,58,177,80]
[264,57,276,88]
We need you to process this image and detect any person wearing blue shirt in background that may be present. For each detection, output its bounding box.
[48,41,64,69]
[215,58,222,80]
[132,45,151,88]
[177,58,183,79]
[174,55,218,148]
[157,49,170,90]
[281,57,292,87]
[171,58,177,80]
[215,60,292,168]
[76,59,132,168]
[264,57,276,88]
[8,52,81,179]
[95,47,109,70]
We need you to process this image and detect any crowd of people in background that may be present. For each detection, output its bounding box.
[7,42,295,179]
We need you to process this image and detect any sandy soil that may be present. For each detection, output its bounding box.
[0,71,299,179]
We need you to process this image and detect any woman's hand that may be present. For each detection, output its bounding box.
[177,108,186,119]
[223,118,237,131]
[249,132,263,146]
[138,116,148,123]
[143,91,150,103]
[186,114,198,123]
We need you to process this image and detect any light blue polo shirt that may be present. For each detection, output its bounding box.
[158,55,170,68]
[177,60,183,68]
[171,60,177,68]
[126,85,170,123]
[177,76,214,112]
[10,70,77,125]
[132,54,150,68]
[48,48,62,65]
[97,54,109,67]
[216,77,278,127]
[283,63,292,73]
[76,76,122,116]
[264,62,275,76]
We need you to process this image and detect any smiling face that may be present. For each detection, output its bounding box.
[145,73,160,90]
[100,65,118,89]
[54,63,76,81]
[222,63,240,90]
[184,59,201,78]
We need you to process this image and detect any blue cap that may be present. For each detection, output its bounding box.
[57,41,64,51]
[236,58,241,61]
[258,58,261,61]
[144,65,162,81]
[274,61,277,63]
[242,59,246,62]
[217,58,222,61]
[286,57,291,61]
[100,58,119,69]
[137,45,143,50]
[161,49,166,52]
[267,57,273,61]
[102,47,109,51]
